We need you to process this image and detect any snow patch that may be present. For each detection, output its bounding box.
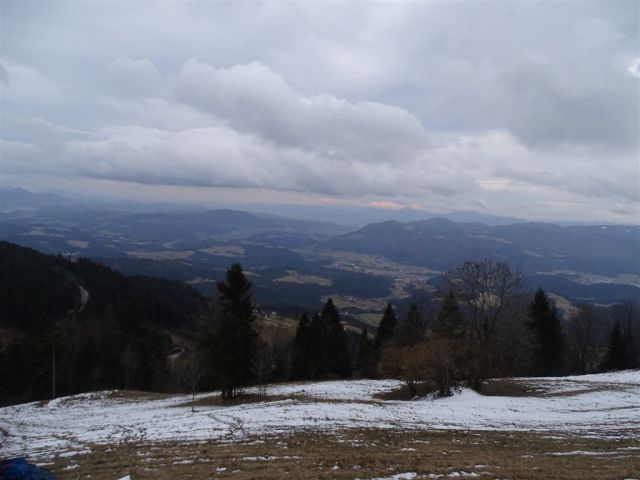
[547,450,620,456]
[1,370,639,460]
[368,473,418,480]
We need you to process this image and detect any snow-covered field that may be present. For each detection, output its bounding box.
[1,371,639,462]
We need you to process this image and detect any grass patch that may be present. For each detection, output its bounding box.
[41,429,640,480]
[105,390,176,401]
[374,381,436,400]
[176,393,291,408]
[480,378,540,397]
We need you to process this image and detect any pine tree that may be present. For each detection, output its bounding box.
[72,337,97,393]
[27,314,64,400]
[527,289,565,376]
[310,299,352,379]
[374,303,397,351]
[95,305,125,389]
[323,298,352,378]
[355,328,376,378]
[306,312,323,378]
[290,312,312,380]
[602,320,631,371]
[397,304,424,346]
[205,263,258,399]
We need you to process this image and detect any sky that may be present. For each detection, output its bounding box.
[0,0,638,223]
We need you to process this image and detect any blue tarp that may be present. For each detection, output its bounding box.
[0,458,57,480]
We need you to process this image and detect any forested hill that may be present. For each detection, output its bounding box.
[0,240,206,332]
[0,241,209,405]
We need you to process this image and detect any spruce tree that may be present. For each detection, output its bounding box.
[527,289,565,376]
[96,305,125,389]
[601,320,632,371]
[206,263,258,399]
[291,312,312,380]
[307,312,323,378]
[355,328,376,378]
[398,304,424,346]
[374,303,397,351]
[28,314,64,400]
[311,299,352,378]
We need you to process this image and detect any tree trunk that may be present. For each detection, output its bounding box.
[407,380,418,398]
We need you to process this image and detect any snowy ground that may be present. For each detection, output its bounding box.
[1,371,639,463]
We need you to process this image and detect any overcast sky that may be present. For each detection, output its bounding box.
[1,1,638,223]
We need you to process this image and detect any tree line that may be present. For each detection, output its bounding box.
[1,249,638,405]
[190,260,639,401]
[371,260,639,397]
[0,241,203,405]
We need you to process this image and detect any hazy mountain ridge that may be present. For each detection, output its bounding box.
[1,189,638,310]
[325,218,640,277]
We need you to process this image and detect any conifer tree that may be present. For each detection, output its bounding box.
[310,299,352,378]
[95,305,125,389]
[306,312,323,377]
[290,312,312,380]
[374,303,397,351]
[28,314,64,400]
[527,289,565,376]
[72,337,97,393]
[601,320,633,371]
[397,304,424,346]
[324,298,352,378]
[355,328,376,378]
[205,263,258,399]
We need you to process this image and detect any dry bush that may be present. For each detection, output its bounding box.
[379,336,458,398]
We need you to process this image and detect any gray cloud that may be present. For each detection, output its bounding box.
[1,124,465,198]
[0,62,8,86]
[173,59,428,162]
[0,1,638,223]
[107,57,166,98]
[500,55,638,152]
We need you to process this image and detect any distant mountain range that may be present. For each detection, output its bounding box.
[1,187,638,311]
[0,187,76,209]
[0,187,525,226]
[240,203,526,227]
[326,218,640,276]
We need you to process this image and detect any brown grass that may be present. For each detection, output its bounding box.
[41,429,640,480]
[374,379,530,400]
[104,390,176,401]
[176,393,292,408]
[374,377,614,400]
[480,379,539,397]
[374,381,436,400]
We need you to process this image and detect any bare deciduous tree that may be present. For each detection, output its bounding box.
[255,339,275,397]
[179,352,204,413]
[566,304,605,374]
[379,336,458,398]
[379,344,428,398]
[444,259,524,389]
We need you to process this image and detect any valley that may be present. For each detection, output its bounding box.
[1,189,639,318]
